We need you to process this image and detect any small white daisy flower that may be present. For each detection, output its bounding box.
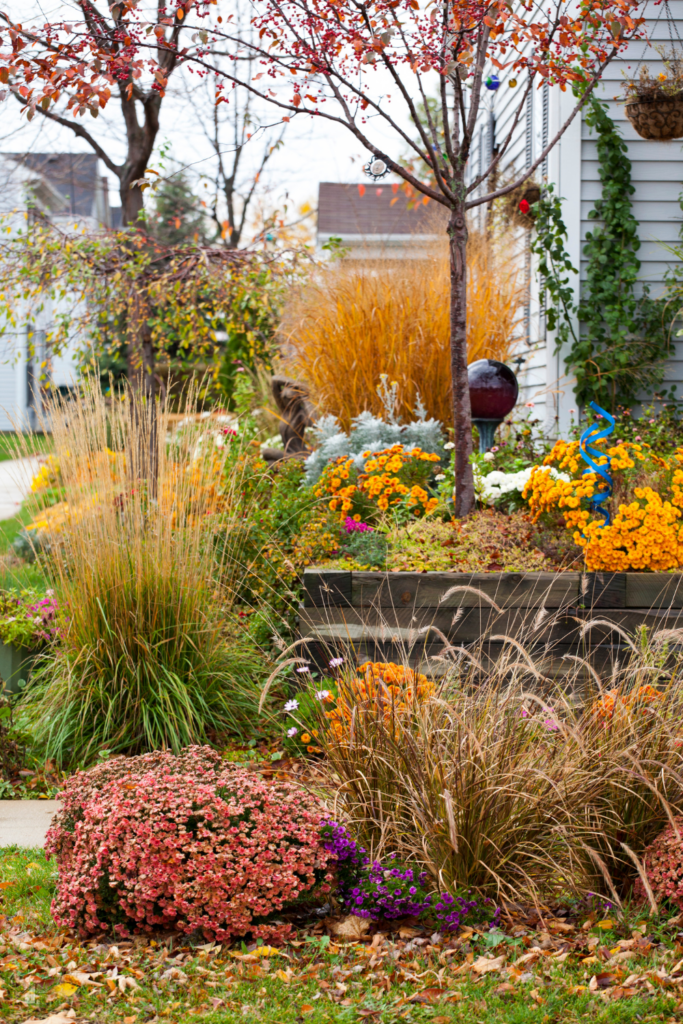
[316,689,331,701]
[284,699,299,712]
[434,473,446,481]
[296,666,311,674]
[287,727,298,738]
[329,657,344,668]
[443,442,455,450]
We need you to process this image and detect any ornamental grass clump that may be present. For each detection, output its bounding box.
[299,653,578,903]
[46,746,335,942]
[570,645,683,903]
[293,608,683,906]
[18,381,266,763]
[282,230,522,427]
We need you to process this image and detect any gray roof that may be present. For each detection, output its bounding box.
[317,182,446,236]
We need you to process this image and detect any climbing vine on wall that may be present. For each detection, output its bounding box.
[529,183,578,353]
[533,96,672,413]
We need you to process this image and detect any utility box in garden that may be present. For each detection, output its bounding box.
[0,642,33,694]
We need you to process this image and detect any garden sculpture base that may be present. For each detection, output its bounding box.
[300,569,683,677]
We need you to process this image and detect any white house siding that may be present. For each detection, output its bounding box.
[0,156,83,432]
[482,0,683,434]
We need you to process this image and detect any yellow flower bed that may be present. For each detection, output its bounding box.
[30,454,61,493]
[315,444,440,520]
[523,438,683,571]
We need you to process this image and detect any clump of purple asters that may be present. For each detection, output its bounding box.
[343,517,374,535]
[319,820,479,931]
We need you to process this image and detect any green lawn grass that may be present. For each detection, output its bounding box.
[0,503,35,555]
[0,848,679,1024]
[0,433,52,463]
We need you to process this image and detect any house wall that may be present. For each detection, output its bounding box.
[0,156,82,432]
[485,0,683,435]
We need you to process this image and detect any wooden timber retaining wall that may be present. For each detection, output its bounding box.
[299,570,683,676]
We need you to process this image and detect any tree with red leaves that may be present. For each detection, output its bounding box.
[0,1,215,225]
[202,0,645,514]
[0,0,645,512]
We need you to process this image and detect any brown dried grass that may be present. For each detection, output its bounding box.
[281,229,525,429]
[272,602,683,907]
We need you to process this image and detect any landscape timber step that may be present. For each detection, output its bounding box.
[301,637,630,681]
[299,605,683,646]
[299,569,683,671]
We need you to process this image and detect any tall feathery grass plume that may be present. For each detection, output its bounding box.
[16,380,270,764]
[280,227,525,428]
[273,597,683,907]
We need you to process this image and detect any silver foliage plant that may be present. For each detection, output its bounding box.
[304,380,446,485]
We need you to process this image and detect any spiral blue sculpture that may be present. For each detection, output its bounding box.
[580,401,615,526]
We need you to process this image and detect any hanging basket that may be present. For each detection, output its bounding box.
[504,183,541,229]
[625,96,683,140]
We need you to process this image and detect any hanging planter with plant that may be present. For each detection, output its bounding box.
[501,181,541,229]
[623,47,683,141]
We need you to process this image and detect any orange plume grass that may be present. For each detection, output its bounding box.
[281,229,525,428]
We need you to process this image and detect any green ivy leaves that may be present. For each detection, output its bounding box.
[532,97,672,413]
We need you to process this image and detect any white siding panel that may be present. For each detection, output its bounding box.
[479,0,683,429]
[574,2,683,405]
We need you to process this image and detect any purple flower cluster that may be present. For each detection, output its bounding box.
[27,594,59,643]
[343,517,374,535]
[319,819,478,931]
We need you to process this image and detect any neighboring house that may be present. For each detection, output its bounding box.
[0,152,112,432]
[470,0,683,434]
[6,152,113,232]
[317,182,447,258]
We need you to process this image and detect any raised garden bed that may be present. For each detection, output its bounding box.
[300,569,683,676]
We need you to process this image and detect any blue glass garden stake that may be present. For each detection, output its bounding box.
[579,401,615,527]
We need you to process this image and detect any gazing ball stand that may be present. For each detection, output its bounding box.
[467,358,519,454]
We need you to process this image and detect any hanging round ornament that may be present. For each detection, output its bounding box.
[518,199,530,214]
[509,78,517,88]
[485,74,500,90]
[364,157,389,181]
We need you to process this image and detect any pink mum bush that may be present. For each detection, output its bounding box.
[46,746,335,942]
[636,815,683,911]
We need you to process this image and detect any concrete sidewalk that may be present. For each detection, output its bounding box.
[0,456,42,521]
[0,800,61,847]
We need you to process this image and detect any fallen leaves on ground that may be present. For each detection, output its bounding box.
[1,850,683,1022]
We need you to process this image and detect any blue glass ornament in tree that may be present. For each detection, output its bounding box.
[485,74,500,90]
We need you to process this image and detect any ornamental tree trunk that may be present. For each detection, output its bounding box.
[448,195,475,518]
[118,90,162,228]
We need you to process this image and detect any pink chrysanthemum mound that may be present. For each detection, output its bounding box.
[635,815,683,911]
[46,746,334,942]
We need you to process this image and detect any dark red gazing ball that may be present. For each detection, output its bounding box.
[468,359,519,419]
